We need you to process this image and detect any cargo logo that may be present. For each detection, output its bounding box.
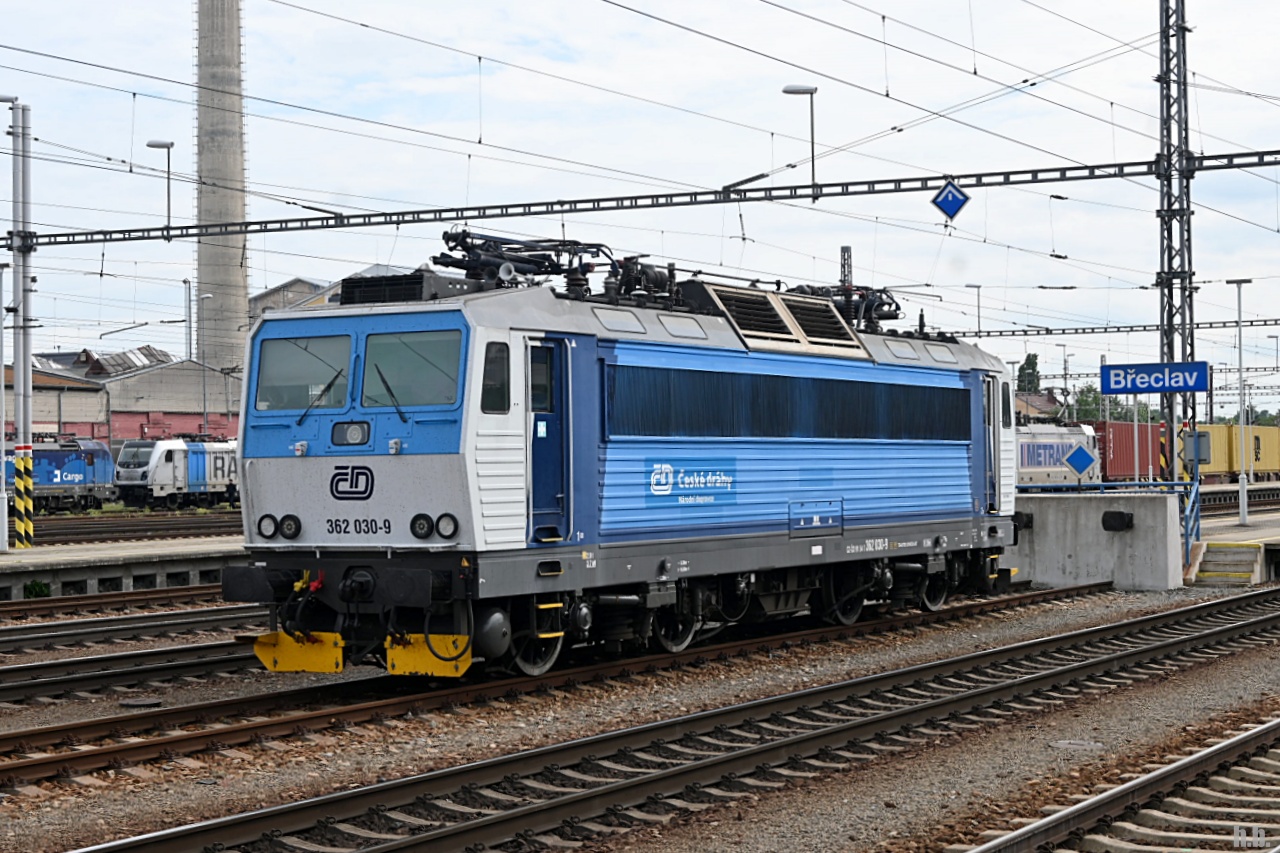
[1101,361,1209,394]
[646,460,735,506]
[330,465,375,501]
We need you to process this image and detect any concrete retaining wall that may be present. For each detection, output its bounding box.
[1005,493,1182,590]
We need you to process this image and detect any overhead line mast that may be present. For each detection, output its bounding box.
[1157,0,1196,480]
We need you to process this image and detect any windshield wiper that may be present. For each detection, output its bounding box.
[296,368,344,426]
[375,364,409,423]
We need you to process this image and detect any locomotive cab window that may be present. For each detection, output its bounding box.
[256,335,351,411]
[116,440,155,469]
[362,330,462,409]
[481,342,510,414]
[1002,382,1013,429]
[530,346,554,413]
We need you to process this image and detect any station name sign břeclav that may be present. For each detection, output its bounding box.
[1100,361,1210,395]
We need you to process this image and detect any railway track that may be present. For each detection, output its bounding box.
[0,604,266,652]
[6,511,241,546]
[967,712,1280,852]
[1198,484,1280,516]
[0,584,1108,789]
[0,641,259,704]
[0,584,224,619]
[64,586,1280,853]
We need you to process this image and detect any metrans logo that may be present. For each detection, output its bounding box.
[1101,361,1210,394]
[647,460,736,506]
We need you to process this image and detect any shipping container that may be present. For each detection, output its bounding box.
[1225,424,1280,482]
[1194,423,1234,483]
[1089,420,1163,481]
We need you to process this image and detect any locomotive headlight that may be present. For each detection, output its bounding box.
[332,421,370,446]
[279,514,303,540]
[435,512,459,540]
[410,513,434,539]
[257,514,279,539]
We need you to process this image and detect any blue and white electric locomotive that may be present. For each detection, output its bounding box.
[224,231,1017,678]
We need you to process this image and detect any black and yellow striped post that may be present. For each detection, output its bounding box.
[21,452,33,546]
[1158,421,1168,484]
[13,453,24,548]
[13,446,32,548]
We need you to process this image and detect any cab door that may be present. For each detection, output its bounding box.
[983,374,1014,514]
[528,340,569,542]
[983,376,1000,513]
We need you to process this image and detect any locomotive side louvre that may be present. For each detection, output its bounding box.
[228,282,1016,678]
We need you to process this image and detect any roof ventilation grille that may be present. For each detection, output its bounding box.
[780,296,856,345]
[710,287,794,339]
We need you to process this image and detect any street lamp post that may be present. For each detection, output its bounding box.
[1227,278,1252,524]
[145,140,174,237]
[965,284,983,335]
[782,85,818,202]
[199,293,213,434]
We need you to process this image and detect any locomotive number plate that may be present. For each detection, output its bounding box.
[325,518,392,535]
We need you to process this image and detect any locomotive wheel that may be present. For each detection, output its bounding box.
[821,571,864,626]
[652,603,699,653]
[509,600,563,677]
[919,573,949,612]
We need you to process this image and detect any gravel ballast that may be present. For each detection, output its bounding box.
[0,585,1267,852]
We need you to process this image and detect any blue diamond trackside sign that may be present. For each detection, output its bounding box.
[931,180,970,220]
[1063,443,1099,478]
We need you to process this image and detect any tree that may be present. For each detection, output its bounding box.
[1072,383,1103,422]
[1017,355,1041,393]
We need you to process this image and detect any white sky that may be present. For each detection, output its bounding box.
[4,0,1279,405]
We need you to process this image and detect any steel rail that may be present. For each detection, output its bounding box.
[8,512,242,546]
[0,641,257,703]
[0,584,1108,784]
[965,714,1280,852]
[0,604,266,652]
[67,588,1280,853]
[0,584,223,619]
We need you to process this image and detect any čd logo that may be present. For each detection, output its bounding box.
[330,465,375,500]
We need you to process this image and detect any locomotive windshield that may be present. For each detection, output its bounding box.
[117,440,156,469]
[361,330,462,408]
[255,335,351,411]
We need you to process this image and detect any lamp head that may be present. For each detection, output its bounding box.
[146,140,175,150]
[782,84,818,96]
[0,96,17,104]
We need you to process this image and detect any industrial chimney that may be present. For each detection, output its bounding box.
[196,0,249,372]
